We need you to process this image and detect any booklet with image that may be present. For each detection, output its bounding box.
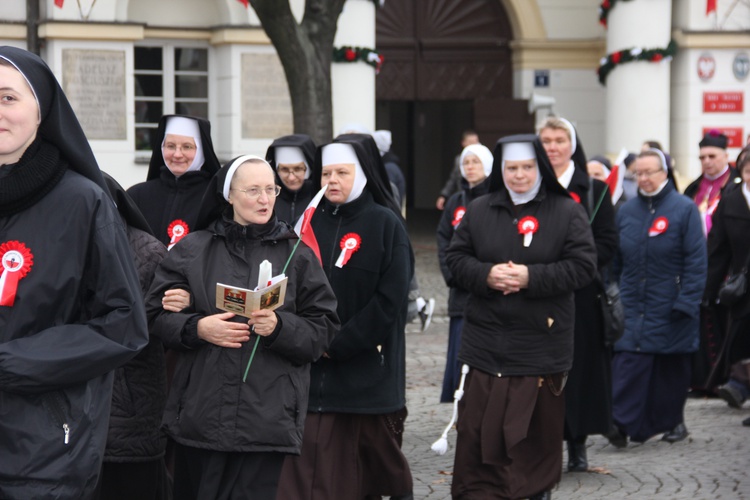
[215,274,287,318]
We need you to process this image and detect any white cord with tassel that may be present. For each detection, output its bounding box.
[431,364,470,455]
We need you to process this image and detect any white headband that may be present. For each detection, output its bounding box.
[222,155,273,201]
[501,142,542,205]
[162,116,204,175]
[274,146,310,179]
[321,143,367,203]
[557,117,577,154]
[590,161,611,178]
[459,144,494,179]
[648,148,668,172]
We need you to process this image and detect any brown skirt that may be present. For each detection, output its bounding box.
[451,369,566,500]
[276,410,413,499]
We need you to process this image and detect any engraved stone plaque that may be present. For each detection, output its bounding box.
[62,49,126,140]
[241,53,293,139]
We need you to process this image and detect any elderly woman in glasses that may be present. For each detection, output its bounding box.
[145,156,339,500]
[265,134,317,224]
[127,114,221,248]
[609,149,706,446]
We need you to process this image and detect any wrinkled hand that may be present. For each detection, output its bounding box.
[487,261,529,295]
[248,309,278,337]
[197,312,250,348]
[162,288,191,312]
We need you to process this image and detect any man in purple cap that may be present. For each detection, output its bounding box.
[684,130,741,235]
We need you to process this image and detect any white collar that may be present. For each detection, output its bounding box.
[556,161,576,189]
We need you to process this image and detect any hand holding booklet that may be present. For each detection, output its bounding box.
[215,274,288,318]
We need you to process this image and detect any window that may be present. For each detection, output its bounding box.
[134,45,209,153]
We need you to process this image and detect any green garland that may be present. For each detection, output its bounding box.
[332,46,384,73]
[597,40,677,85]
[598,0,634,27]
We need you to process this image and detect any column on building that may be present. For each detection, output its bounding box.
[331,0,376,135]
[605,0,673,153]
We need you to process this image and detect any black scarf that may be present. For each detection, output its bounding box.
[0,139,68,217]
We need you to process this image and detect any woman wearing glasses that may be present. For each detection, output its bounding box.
[127,115,221,248]
[610,149,706,446]
[265,134,317,224]
[144,156,339,499]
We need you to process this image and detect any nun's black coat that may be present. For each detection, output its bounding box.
[0,46,147,500]
[446,136,597,376]
[101,174,169,468]
[126,114,221,246]
[266,134,317,225]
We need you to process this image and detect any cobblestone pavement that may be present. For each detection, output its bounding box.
[400,212,750,500]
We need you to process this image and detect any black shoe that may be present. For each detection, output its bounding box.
[529,491,551,500]
[661,422,689,443]
[605,425,628,449]
[567,440,588,472]
[743,416,750,427]
[717,383,745,409]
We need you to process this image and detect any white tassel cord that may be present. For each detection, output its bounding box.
[430,364,470,455]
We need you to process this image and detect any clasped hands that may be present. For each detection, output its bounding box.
[161,288,276,348]
[487,261,529,295]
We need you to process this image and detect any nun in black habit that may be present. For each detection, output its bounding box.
[277,133,415,500]
[127,114,221,248]
[265,133,317,224]
[538,116,618,472]
[0,46,147,500]
[445,134,597,500]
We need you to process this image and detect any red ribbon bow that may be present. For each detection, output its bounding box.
[335,233,362,268]
[0,241,34,307]
[167,219,190,250]
[648,216,669,236]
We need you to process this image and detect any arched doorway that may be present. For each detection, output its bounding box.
[376,0,533,210]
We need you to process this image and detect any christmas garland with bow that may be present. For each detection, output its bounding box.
[598,0,634,27]
[332,46,384,73]
[597,40,677,85]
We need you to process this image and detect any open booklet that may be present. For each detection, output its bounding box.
[215,274,288,318]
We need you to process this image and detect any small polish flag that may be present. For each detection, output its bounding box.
[706,0,717,15]
[294,184,328,265]
[606,148,628,205]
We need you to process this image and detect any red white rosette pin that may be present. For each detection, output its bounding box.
[648,216,668,237]
[0,241,34,307]
[335,233,362,268]
[167,219,189,250]
[569,192,581,204]
[452,206,466,227]
[517,216,539,248]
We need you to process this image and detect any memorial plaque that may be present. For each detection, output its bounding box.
[241,53,293,139]
[62,49,126,140]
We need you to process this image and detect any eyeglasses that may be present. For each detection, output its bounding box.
[231,185,282,200]
[163,143,196,154]
[278,166,307,177]
[699,154,717,161]
[634,169,663,178]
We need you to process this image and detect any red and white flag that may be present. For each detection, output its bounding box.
[294,184,328,265]
[54,0,64,7]
[237,0,249,7]
[706,0,717,15]
[606,148,628,205]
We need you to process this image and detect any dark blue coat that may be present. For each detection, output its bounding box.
[613,182,706,354]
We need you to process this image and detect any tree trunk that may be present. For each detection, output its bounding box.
[249,0,346,145]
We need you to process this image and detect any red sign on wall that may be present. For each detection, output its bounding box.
[702,127,745,148]
[703,92,744,113]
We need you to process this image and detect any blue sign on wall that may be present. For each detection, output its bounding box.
[534,70,550,88]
